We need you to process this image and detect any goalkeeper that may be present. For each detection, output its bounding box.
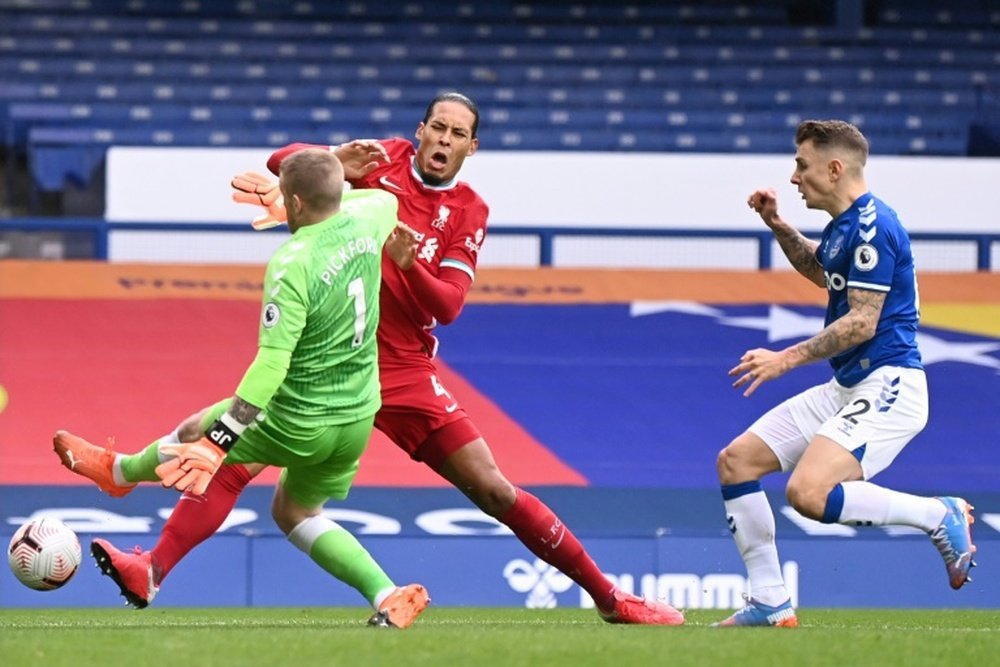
[58,148,429,628]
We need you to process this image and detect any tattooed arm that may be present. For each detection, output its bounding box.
[770,223,824,288]
[747,187,825,288]
[788,288,884,363]
[155,393,263,494]
[226,396,262,427]
[730,288,885,396]
[195,395,263,453]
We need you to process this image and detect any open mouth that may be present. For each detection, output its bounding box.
[428,151,448,171]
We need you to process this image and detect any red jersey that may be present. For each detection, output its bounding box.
[268,138,488,361]
[350,138,489,361]
[267,139,490,464]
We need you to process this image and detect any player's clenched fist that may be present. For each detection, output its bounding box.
[232,171,287,230]
[746,188,780,227]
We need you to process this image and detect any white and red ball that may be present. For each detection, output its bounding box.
[8,518,82,591]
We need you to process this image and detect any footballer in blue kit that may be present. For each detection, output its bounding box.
[713,120,976,628]
[819,193,922,387]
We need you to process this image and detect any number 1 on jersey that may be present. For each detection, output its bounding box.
[347,277,366,348]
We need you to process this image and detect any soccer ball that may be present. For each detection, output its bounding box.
[7,518,82,591]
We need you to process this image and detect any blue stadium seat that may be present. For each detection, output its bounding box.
[1,0,992,167]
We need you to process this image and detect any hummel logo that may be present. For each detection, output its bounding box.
[379,176,403,191]
[503,558,575,608]
[727,515,737,534]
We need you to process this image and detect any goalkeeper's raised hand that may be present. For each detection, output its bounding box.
[155,438,227,496]
[232,171,287,230]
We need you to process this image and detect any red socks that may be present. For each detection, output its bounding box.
[148,470,616,612]
[500,488,615,611]
[151,464,253,583]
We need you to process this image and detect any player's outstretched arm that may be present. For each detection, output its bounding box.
[267,143,322,176]
[232,172,287,230]
[266,140,389,181]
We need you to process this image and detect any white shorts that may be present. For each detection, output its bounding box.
[748,366,928,480]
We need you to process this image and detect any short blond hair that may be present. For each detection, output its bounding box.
[280,148,344,212]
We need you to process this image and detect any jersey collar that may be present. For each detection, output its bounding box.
[409,157,458,191]
[294,209,347,236]
[833,192,874,225]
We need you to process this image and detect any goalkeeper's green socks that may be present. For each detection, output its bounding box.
[118,440,169,483]
[288,516,395,605]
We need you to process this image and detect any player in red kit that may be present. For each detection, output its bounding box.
[54,92,684,625]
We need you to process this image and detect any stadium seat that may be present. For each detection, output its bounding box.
[1,0,995,183]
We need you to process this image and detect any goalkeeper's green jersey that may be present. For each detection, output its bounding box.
[243,188,398,425]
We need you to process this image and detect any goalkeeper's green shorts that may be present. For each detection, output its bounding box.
[201,398,374,507]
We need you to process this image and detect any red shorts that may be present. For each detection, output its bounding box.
[374,362,481,471]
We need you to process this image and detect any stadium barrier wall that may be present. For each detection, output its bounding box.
[8,149,1000,268]
[0,487,1000,609]
[104,148,1000,233]
[3,218,999,270]
[80,148,992,268]
[2,488,996,609]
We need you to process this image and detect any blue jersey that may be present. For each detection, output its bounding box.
[816,192,923,386]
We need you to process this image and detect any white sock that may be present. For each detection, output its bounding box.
[725,490,787,606]
[839,481,947,532]
[372,586,398,610]
[287,516,340,555]
[159,430,181,445]
[111,455,131,487]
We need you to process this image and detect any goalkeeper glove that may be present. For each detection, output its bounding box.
[155,416,242,495]
[231,171,287,230]
[155,438,225,495]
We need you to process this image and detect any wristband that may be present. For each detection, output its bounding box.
[206,413,247,452]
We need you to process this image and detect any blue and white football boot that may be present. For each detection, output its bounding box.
[713,595,798,628]
[930,497,977,590]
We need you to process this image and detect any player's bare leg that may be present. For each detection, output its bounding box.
[437,437,683,625]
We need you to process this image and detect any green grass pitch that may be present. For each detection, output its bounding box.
[2,608,998,667]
